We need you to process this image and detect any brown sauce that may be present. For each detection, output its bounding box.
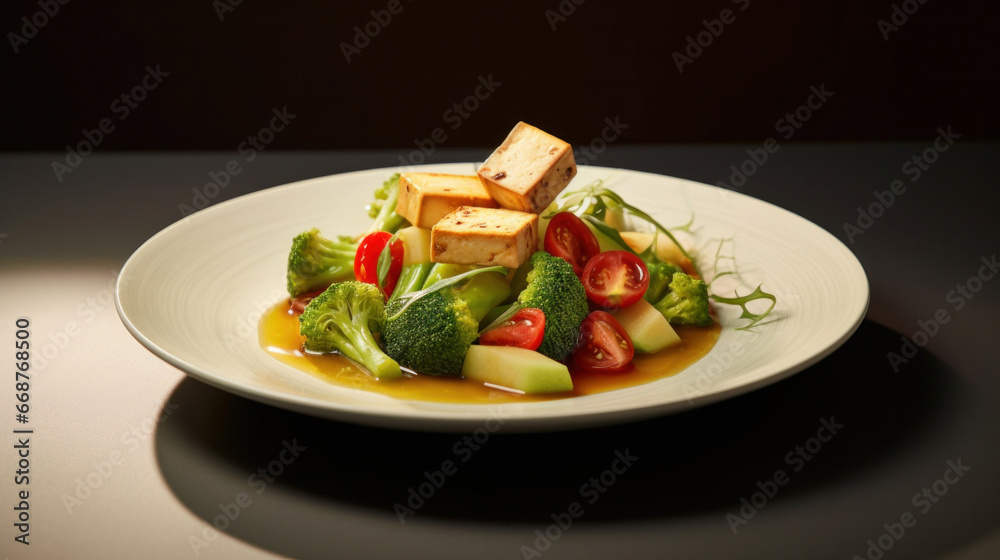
[259,300,720,403]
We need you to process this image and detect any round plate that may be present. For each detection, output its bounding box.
[116,163,868,432]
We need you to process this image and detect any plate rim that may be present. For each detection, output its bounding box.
[116,163,869,432]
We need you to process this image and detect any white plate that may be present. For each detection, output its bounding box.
[116,163,868,432]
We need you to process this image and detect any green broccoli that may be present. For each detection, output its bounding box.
[517,251,589,361]
[286,228,359,297]
[383,270,510,376]
[383,291,477,376]
[652,272,712,326]
[363,173,408,236]
[298,281,402,381]
[644,260,683,304]
[640,239,683,304]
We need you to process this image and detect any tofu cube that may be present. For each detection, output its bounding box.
[431,206,538,269]
[396,173,497,229]
[477,122,577,213]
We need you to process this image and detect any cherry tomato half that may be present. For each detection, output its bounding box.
[544,212,601,276]
[573,310,634,373]
[581,251,649,309]
[355,231,403,297]
[479,308,546,350]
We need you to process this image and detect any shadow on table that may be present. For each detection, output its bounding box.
[154,319,966,555]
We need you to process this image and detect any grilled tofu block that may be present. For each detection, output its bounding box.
[396,173,498,229]
[477,122,577,213]
[430,206,538,268]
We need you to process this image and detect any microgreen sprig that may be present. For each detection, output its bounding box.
[711,286,777,331]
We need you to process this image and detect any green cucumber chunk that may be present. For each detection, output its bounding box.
[612,298,681,353]
[462,345,574,394]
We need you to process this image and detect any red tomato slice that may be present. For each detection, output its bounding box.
[581,251,649,309]
[479,308,546,350]
[544,212,601,276]
[573,310,634,373]
[354,231,403,297]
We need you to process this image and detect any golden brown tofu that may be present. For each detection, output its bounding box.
[478,122,577,213]
[430,206,538,268]
[396,173,498,229]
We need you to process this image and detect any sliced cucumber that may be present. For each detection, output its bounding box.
[612,298,681,353]
[462,345,573,394]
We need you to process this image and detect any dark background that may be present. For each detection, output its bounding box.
[3,0,996,152]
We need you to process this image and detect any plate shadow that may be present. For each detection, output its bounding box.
[154,319,967,557]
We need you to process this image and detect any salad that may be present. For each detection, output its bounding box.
[279,122,775,395]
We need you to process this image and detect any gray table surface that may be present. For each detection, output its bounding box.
[1,144,998,560]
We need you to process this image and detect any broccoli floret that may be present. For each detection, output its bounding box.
[363,174,408,236]
[652,272,713,326]
[644,261,683,304]
[517,251,589,361]
[383,271,510,376]
[298,282,402,380]
[384,291,478,376]
[286,228,359,297]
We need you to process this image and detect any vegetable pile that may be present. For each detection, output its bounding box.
[283,124,776,394]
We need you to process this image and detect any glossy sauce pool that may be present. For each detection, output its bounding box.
[259,300,720,403]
